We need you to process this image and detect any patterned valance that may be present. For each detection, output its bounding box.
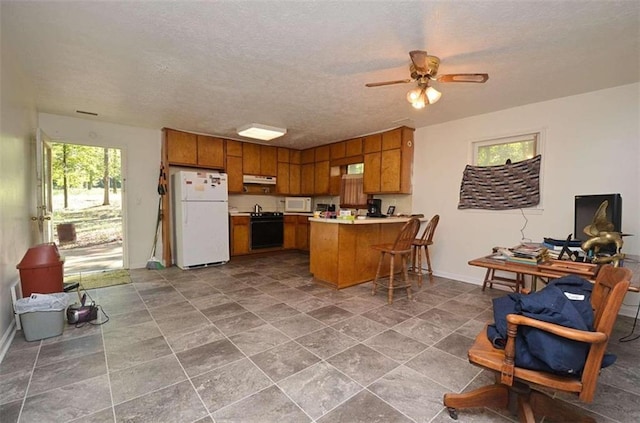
[458,155,541,210]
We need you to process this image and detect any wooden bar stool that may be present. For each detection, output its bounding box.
[371,218,421,304]
[410,214,439,286]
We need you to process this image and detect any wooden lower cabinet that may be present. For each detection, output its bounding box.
[309,220,405,289]
[230,216,250,255]
[296,215,310,251]
[230,214,309,256]
[284,215,297,249]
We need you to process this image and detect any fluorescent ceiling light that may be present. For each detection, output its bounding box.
[237,123,287,141]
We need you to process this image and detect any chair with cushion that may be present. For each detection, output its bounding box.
[371,217,421,304]
[443,265,632,423]
[410,214,440,286]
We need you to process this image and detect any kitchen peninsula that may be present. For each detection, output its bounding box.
[309,216,425,289]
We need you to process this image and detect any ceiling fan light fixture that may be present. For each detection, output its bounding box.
[425,86,442,104]
[406,87,422,103]
[237,123,287,141]
[408,88,427,109]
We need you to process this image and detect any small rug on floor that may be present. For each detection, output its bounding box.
[65,269,131,290]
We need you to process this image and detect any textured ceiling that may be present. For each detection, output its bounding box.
[2,1,639,149]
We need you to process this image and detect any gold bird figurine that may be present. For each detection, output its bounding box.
[580,200,625,266]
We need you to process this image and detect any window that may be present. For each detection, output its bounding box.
[340,163,367,208]
[473,132,539,166]
[347,163,364,174]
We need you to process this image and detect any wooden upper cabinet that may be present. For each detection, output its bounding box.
[276,162,290,194]
[363,133,382,154]
[314,161,330,194]
[226,139,243,157]
[381,149,402,192]
[226,155,244,193]
[301,148,315,164]
[314,145,330,162]
[166,129,197,165]
[290,150,301,165]
[197,135,224,168]
[363,151,381,193]
[363,126,414,194]
[165,129,224,169]
[330,142,346,160]
[381,128,402,150]
[277,147,290,163]
[301,163,315,195]
[242,143,261,175]
[345,138,363,157]
[260,145,277,176]
[289,164,301,195]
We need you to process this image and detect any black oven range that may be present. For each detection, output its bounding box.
[250,212,284,250]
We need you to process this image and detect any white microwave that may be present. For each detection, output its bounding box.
[285,197,312,212]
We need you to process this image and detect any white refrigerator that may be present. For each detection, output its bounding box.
[172,170,229,269]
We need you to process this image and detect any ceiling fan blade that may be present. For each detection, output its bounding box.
[365,79,412,87]
[409,50,429,73]
[436,73,489,83]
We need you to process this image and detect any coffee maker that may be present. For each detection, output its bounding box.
[366,198,383,217]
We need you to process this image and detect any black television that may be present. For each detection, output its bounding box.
[574,194,622,252]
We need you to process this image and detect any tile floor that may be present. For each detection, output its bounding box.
[1,252,639,422]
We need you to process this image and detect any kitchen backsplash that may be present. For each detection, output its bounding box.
[228,194,413,215]
[228,195,285,213]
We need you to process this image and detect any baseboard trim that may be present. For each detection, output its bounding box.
[0,320,16,364]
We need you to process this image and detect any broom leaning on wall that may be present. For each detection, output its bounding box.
[147,165,166,270]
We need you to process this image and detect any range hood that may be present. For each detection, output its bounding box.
[243,175,276,185]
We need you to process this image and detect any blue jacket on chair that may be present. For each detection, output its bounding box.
[487,275,613,376]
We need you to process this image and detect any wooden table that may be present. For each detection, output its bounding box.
[469,255,606,292]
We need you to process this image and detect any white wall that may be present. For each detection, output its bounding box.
[38,114,162,269]
[412,83,640,315]
[0,43,37,358]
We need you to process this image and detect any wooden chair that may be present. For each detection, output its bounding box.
[371,218,421,304]
[410,214,439,286]
[443,265,632,423]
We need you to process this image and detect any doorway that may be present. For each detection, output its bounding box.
[49,142,125,276]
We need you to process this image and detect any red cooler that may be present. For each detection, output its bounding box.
[17,243,64,297]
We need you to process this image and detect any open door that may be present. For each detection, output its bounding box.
[33,128,53,243]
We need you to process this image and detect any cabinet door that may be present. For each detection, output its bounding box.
[290,150,301,165]
[296,215,309,250]
[277,147,290,163]
[283,215,297,249]
[226,155,244,193]
[381,149,401,192]
[314,161,330,195]
[301,163,315,195]
[363,152,381,193]
[231,216,250,255]
[301,148,315,164]
[330,142,346,160]
[363,133,382,154]
[277,162,290,194]
[260,145,277,176]
[197,135,224,168]
[381,128,402,150]
[243,143,261,175]
[226,139,243,157]
[289,163,301,195]
[345,138,363,157]
[166,129,197,165]
[315,145,330,162]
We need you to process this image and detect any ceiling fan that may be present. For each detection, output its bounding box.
[365,50,489,109]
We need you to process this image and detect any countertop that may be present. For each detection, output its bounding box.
[228,211,313,217]
[308,216,425,224]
